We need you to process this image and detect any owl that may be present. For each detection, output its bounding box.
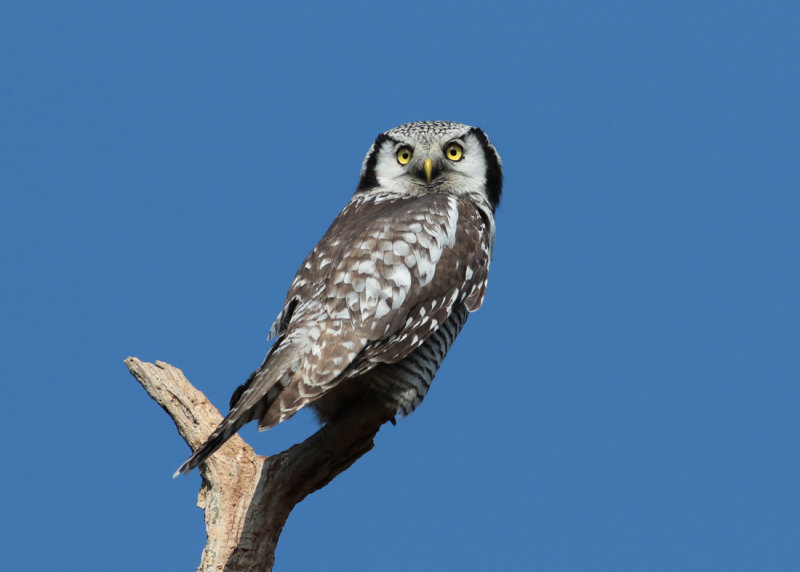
[175,121,502,476]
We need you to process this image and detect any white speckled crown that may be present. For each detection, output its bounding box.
[385,121,472,139]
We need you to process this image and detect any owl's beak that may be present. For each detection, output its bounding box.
[423,158,434,183]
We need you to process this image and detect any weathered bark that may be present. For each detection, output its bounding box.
[125,357,392,572]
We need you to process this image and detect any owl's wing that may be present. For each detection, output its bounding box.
[340,194,491,416]
[255,192,492,426]
[351,195,491,366]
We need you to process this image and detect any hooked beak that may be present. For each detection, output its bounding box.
[423,157,434,184]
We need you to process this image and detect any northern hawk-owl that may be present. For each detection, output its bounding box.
[175,121,502,476]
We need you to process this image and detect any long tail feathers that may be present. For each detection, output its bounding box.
[173,363,291,477]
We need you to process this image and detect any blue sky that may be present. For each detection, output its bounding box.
[2,2,798,570]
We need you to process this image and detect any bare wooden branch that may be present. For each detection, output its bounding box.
[125,357,392,572]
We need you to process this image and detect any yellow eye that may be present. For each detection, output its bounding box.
[396,146,413,165]
[445,143,463,161]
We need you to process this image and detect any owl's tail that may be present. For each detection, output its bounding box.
[172,348,296,477]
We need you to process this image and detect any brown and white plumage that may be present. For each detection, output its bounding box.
[175,121,502,476]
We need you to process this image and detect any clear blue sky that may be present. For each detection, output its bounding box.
[2,3,798,570]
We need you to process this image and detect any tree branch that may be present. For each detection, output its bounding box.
[125,357,392,572]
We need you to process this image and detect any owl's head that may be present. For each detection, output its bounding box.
[356,121,503,213]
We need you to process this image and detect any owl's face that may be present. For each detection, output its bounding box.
[357,121,502,212]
